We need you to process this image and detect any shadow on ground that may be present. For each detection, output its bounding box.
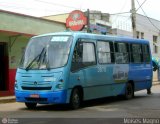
[20,93,151,111]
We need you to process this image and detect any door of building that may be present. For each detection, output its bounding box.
[0,43,8,91]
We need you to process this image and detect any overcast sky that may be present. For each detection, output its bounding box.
[0,0,160,20]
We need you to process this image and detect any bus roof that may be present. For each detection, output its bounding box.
[33,31,149,44]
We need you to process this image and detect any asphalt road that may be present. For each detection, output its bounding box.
[1,85,160,124]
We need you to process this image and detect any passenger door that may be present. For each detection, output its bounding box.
[69,40,97,100]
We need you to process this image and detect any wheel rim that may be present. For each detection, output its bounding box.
[71,89,81,109]
[127,87,132,96]
[73,92,80,107]
[127,84,133,98]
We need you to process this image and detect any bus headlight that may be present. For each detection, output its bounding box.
[55,79,64,89]
[55,83,63,89]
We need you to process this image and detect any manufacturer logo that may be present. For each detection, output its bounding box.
[34,81,37,85]
[66,10,87,31]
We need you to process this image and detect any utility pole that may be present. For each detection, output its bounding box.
[131,0,137,38]
[87,9,90,33]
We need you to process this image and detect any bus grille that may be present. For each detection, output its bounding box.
[21,86,52,90]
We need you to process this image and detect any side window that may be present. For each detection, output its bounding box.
[131,44,142,63]
[115,42,129,64]
[97,41,114,64]
[71,41,96,71]
[142,44,150,63]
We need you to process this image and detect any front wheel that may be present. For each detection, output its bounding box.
[124,83,134,100]
[70,88,81,110]
[25,103,37,109]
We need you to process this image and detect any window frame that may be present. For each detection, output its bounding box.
[97,40,115,64]
[142,44,150,63]
[114,42,129,64]
[71,39,97,72]
[130,43,143,64]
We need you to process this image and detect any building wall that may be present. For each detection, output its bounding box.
[111,28,133,37]
[0,10,66,96]
[0,33,31,95]
[111,14,160,58]
[0,10,66,35]
[110,14,132,32]
[43,14,69,23]
[9,36,29,93]
[136,14,160,57]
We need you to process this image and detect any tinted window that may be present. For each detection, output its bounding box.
[71,41,96,71]
[115,43,129,64]
[97,41,114,64]
[131,44,142,63]
[142,44,150,63]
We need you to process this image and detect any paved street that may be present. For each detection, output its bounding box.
[0,85,160,118]
[1,85,160,123]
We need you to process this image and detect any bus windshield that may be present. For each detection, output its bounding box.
[19,35,72,70]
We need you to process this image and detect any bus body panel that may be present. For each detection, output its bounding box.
[128,63,152,91]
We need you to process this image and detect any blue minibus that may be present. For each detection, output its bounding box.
[15,32,152,109]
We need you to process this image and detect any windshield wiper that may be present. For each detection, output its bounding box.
[38,50,50,71]
[46,59,50,71]
[25,48,45,71]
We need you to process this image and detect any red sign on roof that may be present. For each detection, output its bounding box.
[66,10,87,31]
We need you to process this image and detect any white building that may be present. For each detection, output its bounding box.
[111,13,160,58]
[43,11,160,57]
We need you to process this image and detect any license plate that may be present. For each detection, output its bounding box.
[30,94,39,98]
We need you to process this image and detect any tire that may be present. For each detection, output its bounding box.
[25,103,37,109]
[124,83,134,100]
[70,88,81,110]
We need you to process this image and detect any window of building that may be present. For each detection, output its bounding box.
[136,31,139,39]
[97,41,114,64]
[142,45,150,63]
[153,44,158,54]
[153,35,158,53]
[115,42,129,64]
[153,35,158,43]
[141,32,144,39]
[131,44,142,63]
[71,41,96,71]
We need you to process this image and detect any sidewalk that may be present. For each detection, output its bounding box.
[0,96,15,104]
[153,80,160,85]
[0,81,159,104]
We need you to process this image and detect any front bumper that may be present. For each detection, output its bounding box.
[15,90,67,104]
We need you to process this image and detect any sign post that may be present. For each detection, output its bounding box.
[66,10,87,31]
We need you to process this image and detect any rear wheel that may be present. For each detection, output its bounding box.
[70,88,82,110]
[25,103,37,109]
[147,88,152,94]
[124,83,134,100]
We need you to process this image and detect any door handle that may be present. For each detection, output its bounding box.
[77,77,80,81]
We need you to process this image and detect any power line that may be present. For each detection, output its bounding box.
[136,0,147,12]
[110,0,130,26]
[0,1,87,16]
[0,3,70,16]
[110,11,130,15]
[35,0,80,10]
[136,0,160,32]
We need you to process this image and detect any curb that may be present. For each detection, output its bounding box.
[153,81,160,86]
[0,97,16,104]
